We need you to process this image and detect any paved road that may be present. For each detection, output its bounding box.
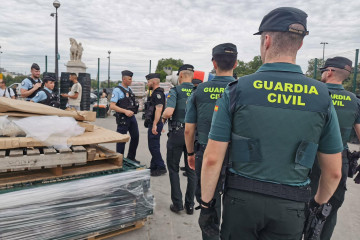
[95,114,360,240]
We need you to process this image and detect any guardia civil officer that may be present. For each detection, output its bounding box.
[184,43,236,239]
[199,8,343,239]
[109,70,139,162]
[30,76,59,107]
[20,63,42,101]
[162,64,196,214]
[309,57,360,240]
[144,73,167,176]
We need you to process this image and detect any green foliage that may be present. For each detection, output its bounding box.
[155,58,184,82]
[233,56,262,77]
[91,79,120,89]
[305,58,324,81]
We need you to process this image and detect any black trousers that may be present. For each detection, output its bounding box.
[166,128,196,208]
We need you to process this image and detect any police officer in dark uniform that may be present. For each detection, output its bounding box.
[185,43,237,240]
[110,70,139,162]
[144,73,167,176]
[162,64,197,214]
[30,76,59,107]
[198,8,343,240]
[309,57,360,240]
[20,63,42,101]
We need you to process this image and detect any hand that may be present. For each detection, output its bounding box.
[34,83,42,89]
[125,110,134,117]
[188,155,196,170]
[198,205,219,237]
[354,166,360,184]
[152,125,158,135]
[61,93,67,97]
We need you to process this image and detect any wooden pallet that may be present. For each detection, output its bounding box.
[86,218,146,240]
[0,145,122,175]
[0,146,87,172]
[0,159,124,190]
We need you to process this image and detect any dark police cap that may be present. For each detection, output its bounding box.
[212,43,237,56]
[122,70,133,77]
[43,75,56,82]
[177,64,194,75]
[320,57,353,71]
[31,63,40,70]
[145,73,161,80]
[254,7,309,36]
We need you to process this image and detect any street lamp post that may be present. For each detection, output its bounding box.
[0,45,2,73]
[53,0,61,84]
[107,50,111,88]
[0,46,2,73]
[320,42,328,62]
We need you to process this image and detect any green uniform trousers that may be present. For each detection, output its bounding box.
[221,189,305,240]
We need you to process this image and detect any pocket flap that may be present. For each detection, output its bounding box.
[295,141,318,169]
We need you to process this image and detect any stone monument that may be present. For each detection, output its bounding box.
[65,38,87,75]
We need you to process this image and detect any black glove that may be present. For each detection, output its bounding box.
[354,166,360,184]
[198,205,219,237]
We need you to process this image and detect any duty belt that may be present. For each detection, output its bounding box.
[226,174,311,202]
[169,121,185,130]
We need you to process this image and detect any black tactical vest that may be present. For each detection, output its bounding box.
[27,77,42,99]
[115,86,139,114]
[38,89,59,108]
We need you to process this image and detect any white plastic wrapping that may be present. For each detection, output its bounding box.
[0,169,154,240]
[0,116,25,137]
[12,116,85,149]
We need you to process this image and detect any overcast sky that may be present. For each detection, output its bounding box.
[0,0,359,82]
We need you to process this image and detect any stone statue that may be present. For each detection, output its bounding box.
[69,38,84,62]
[76,43,83,61]
[69,38,78,61]
[67,37,87,74]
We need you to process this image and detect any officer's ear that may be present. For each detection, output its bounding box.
[264,34,271,50]
[212,60,218,70]
[232,59,238,69]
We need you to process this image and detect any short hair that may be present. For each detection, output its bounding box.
[122,75,132,80]
[213,54,237,71]
[261,23,305,56]
[180,70,194,79]
[152,78,160,84]
[333,68,351,81]
[70,73,77,78]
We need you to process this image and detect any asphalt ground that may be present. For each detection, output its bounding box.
[95,114,360,240]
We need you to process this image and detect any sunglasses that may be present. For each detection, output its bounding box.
[320,68,352,74]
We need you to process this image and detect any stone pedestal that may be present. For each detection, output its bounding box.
[66,61,87,76]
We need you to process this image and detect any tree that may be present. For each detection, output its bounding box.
[233,56,262,77]
[305,58,324,81]
[155,58,184,82]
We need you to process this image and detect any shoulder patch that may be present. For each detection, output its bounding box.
[36,93,39,97]
[112,93,115,98]
[167,95,170,98]
[21,82,25,86]
[157,94,161,99]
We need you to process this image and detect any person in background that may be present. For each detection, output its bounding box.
[0,79,15,99]
[162,64,196,214]
[31,76,59,107]
[144,73,167,176]
[61,73,82,110]
[110,70,139,163]
[309,56,360,240]
[20,63,42,101]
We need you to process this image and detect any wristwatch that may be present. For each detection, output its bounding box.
[188,152,195,156]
